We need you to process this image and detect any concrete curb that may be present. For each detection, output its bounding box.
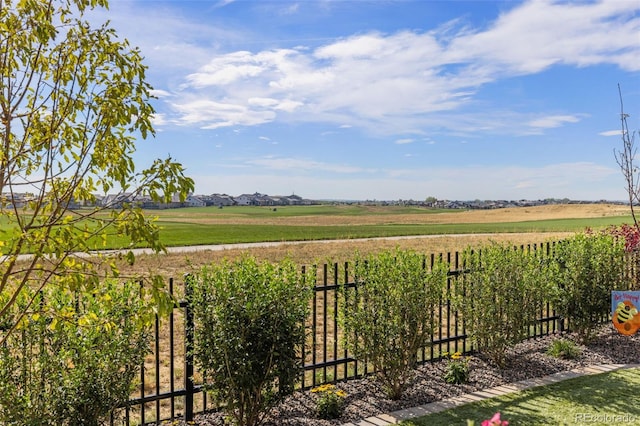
[341,364,640,426]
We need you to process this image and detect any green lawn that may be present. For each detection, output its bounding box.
[401,368,640,426]
[154,216,632,247]
[150,204,461,219]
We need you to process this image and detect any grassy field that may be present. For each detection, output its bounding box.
[4,203,633,277]
[401,368,640,426]
[154,216,631,246]
[1,203,631,249]
[143,202,630,246]
[104,202,632,278]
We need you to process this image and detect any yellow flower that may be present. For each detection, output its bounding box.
[335,390,347,398]
[311,384,335,393]
[451,352,462,360]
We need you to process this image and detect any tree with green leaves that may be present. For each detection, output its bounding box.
[0,0,193,341]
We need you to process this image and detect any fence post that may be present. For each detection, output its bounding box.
[184,274,195,422]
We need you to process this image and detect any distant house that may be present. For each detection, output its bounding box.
[232,192,267,206]
[214,192,316,207]
[284,194,303,205]
[201,193,235,207]
[235,194,255,206]
[162,193,186,209]
[101,193,135,209]
[185,195,205,207]
[254,194,275,206]
[134,195,159,209]
[6,193,33,209]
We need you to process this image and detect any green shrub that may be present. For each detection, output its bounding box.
[553,232,628,342]
[340,248,448,399]
[0,280,150,425]
[189,256,313,426]
[457,243,558,367]
[546,338,581,360]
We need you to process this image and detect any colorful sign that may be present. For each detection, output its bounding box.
[611,291,640,335]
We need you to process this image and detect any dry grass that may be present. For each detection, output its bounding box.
[118,232,571,280]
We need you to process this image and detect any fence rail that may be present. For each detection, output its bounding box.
[111,242,634,425]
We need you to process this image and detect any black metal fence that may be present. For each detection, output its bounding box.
[111,241,635,425]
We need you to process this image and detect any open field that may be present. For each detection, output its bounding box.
[149,203,630,225]
[1,203,630,255]
[149,203,631,246]
[115,203,630,279]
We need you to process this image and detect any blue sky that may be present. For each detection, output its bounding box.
[97,0,639,201]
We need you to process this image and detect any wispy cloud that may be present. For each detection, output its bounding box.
[215,0,237,8]
[152,0,638,137]
[600,130,623,137]
[246,156,375,174]
[528,115,582,129]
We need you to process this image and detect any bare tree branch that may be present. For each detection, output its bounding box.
[614,83,639,229]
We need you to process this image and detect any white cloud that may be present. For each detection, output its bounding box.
[248,98,279,107]
[171,99,276,129]
[245,156,374,174]
[145,0,638,137]
[150,89,172,98]
[395,138,415,145]
[215,0,237,7]
[600,130,623,137]
[447,0,640,74]
[528,115,582,129]
[151,113,168,126]
[274,99,304,112]
[186,51,265,87]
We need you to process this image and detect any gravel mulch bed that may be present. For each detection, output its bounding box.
[185,324,640,425]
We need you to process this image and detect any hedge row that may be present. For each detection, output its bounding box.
[0,231,632,425]
[187,231,630,425]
